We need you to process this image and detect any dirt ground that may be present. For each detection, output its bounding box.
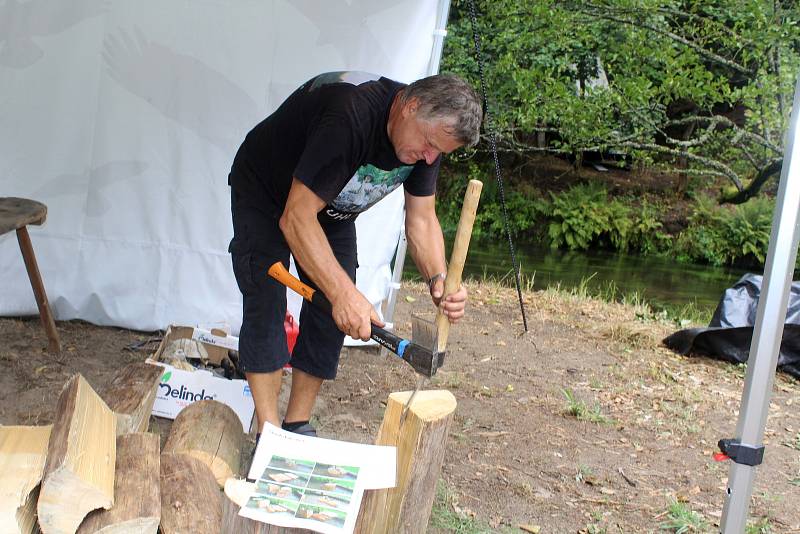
[1,281,799,533]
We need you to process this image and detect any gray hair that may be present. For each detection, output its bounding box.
[400,74,482,147]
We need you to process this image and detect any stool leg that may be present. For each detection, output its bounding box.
[16,226,61,353]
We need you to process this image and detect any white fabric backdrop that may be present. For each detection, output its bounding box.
[0,0,442,333]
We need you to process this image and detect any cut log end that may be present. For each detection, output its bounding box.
[163,400,242,487]
[0,424,51,533]
[388,390,457,422]
[38,468,113,533]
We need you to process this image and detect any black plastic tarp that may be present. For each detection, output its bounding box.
[663,273,800,378]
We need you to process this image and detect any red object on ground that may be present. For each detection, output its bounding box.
[713,452,730,462]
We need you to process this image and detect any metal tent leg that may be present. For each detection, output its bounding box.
[719,75,800,533]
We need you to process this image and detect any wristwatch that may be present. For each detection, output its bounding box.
[428,272,446,290]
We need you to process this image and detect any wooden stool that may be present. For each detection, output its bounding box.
[0,197,61,353]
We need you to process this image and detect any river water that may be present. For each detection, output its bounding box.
[405,239,753,314]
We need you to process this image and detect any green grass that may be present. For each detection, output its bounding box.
[575,464,596,483]
[585,524,609,534]
[429,481,516,533]
[784,432,800,451]
[658,498,709,533]
[746,517,773,534]
[562,389,611,424]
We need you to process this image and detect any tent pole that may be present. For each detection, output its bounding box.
[720,75,800,532]
[382,0,451,332]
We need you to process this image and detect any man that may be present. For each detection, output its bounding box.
[228,71,482,437]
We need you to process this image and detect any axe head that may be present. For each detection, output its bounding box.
[410,316,445,377]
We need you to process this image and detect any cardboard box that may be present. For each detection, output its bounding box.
[147,325,254,432]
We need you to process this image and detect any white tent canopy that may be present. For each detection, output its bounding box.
[0,0,448,333]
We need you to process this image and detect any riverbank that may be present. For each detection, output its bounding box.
[1,280,798,532]
[437,155,778,273]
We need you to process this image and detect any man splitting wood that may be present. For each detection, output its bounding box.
[227,71,482,438]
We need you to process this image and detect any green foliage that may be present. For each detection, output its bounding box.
[746,517,773,534]
[562,388,611,423]
[658,498,709,533]
[675,195,773,266]
[546,182,669,253]
[442,0,800,192]
[429,481,516,533]
[547,182,628,249]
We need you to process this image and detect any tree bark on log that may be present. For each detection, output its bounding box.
[100,363,163,435]
[77,433,160,534]
[38,374,116,534]
[0,425,51,534]
[162,399,243,486]
[354,390,457,534]
[159,453,221,534]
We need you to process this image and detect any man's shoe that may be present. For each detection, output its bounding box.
[288,423,317,437]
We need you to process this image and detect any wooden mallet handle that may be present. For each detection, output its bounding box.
[435,179,483,353]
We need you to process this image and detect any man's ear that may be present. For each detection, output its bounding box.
[403,97,419,117]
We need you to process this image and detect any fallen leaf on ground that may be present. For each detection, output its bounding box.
[519,525,541,533]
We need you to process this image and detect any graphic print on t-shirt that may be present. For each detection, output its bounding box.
[327,163,413,217]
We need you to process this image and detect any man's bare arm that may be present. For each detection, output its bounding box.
[279,178,381,340]
[404,191,467,322]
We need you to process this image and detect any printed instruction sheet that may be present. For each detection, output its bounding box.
[240,423,396,533]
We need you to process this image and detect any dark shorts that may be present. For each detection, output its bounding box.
[229,188,357,379]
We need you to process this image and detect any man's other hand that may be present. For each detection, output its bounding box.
[430,279,468,323]
[331,288,384,341]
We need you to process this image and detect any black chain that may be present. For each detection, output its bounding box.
[466,0,528,332]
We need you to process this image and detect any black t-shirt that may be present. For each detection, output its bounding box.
[229,71,440,224]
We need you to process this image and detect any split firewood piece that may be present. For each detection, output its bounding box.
[100,362,164,435]
[38,374,116,534]
[354,389,457,534]
[162,399,242,486]
[160,453,221,534]
[0,425,52,534]
[221,478,307,534]
[76,433,160,534]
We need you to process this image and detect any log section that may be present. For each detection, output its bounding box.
[0,425,51,534]
[38,374,116,534]
[76,433,160,534]
[159,453,221,534]
[162,399,242,486]
[354,390,457,534]
[100,363,163,435]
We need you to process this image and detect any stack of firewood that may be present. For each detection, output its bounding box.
[1,364,458,534]
[0,363,248,534]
